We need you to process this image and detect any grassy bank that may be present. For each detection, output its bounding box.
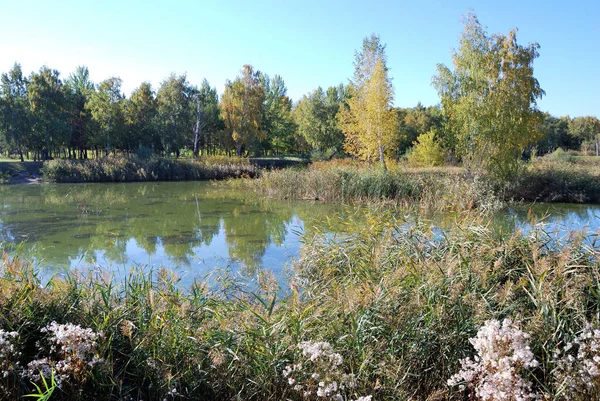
[40,156,258,183]
[224,156,600,209]
[224,160,501,212]
[1,214,599,400]
[506,156,600,203]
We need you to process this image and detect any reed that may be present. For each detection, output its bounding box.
[1,212,599,400]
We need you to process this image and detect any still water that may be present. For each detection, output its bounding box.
[1,182,599,282]
[0,182,351,282]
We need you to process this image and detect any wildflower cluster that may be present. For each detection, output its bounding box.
[25,322,103,388]
[283,341,370,400]
[448,319,540,401]
[554,323,600,400]
[0,329,20,394]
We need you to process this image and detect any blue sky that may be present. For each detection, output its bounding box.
[1,0,598,116]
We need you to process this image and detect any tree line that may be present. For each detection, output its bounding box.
[1,12,598,173]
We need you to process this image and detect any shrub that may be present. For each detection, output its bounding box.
[406,129,446,167]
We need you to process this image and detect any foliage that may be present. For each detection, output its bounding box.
[262,75,297,155]
[40,156,259,183]
[433,13,545,181]
[0,63,30,161]
[568,116,600,156]
[406,129,445,167]
[86,77,125,156]
[221,65,265,156]
[191,79,223,156]
[27,66,69,160]
[295,86,345,154]
[156,74,194,157]
[339,35,398,168]
[396,103,445,155]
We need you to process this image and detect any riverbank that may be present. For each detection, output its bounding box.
[3,155,600,208]
[0,161,43,184]
[40,156,258,183]
[224,156,600,209]
[1,214,598,400]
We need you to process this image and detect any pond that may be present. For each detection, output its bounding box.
[0,182,355,284]
[1,182,599,284]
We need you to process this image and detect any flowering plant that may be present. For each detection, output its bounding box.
[448,319,540,401]
[283,340,371,400]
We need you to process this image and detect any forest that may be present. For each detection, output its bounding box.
[1,15,598,178]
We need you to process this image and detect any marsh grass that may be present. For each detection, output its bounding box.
[41,156,258,183]
[228,161,501,213]
[506,157,600,203]
[1,211,599,400]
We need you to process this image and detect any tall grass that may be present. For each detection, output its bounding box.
[506,156,600,203]
[41,156,258,183]
[227,161,501,212]
[1,213,599,399]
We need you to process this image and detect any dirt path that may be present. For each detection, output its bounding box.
[9,172,41,184]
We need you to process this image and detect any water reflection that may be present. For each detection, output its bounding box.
[0,182,346,278]
[1,182,599,281]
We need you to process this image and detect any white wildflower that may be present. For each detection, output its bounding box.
[554,322,600,399]
[448,319,540,401]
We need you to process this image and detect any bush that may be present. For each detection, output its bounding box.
[406,129,446,167]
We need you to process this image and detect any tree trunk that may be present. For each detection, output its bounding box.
[193,100,201,157]
[105,119,111,157]
[379,143,387,171]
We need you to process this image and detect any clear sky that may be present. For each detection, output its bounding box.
[1,0,598,117]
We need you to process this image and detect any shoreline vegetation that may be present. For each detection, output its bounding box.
[1,150,600,207]
[1,214,599,400]
[40,156,259,183]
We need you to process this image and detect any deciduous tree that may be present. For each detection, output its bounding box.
[157,74,193,157]
[87,77,125,157]
[294,85,345,155]
[339,35,398,169]
[27,66,68,159]
[220,65,265,156]
[0,63,30,161]
[433,13,545,180]
[568,116,600,155]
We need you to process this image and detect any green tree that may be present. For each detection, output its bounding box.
[433,13,545,180]
[125,82,158,153]
[407,129,446,167]
[27,66,68,160]
[535,115,574,154]
[156,74,193,157]
[294,85,345,154]
[397,103,445,155]
[339,35,398,169]
[87,77,125,157]
[263,75,296,155]
[220,65,265,156]
[568,116,600,155]
[191,79,222,157]
[0,63,30,161]
[65,66,94,159]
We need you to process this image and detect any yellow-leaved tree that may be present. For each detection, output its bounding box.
[339,34,398,170]
[220,65,265,156]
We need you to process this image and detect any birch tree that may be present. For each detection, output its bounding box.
[433,13,545,180]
